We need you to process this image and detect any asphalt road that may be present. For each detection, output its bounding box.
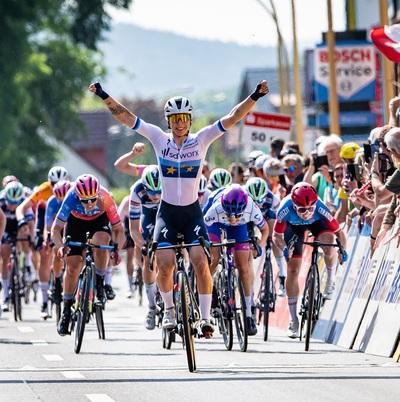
[0,267,399,402]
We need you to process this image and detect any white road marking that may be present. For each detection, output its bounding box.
[31,339,49,346]
[43,354,64,361]
[61,371,85,379]
[18,326,35,333]
[85,394,115,402]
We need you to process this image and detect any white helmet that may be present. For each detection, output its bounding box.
[247,150,265,168]
[198,174,207,194]
[164,96,193,117]
[48,166,68,184]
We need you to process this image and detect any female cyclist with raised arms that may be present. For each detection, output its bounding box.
[89,79,269,336]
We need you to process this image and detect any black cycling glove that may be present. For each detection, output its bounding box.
[250,81,267,101]
[94,82,110,100]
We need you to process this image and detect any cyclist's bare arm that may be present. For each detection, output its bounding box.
[220,80,269,130]
[335,228,347,250]
[129,219,145,249]
[114,142,145,175]
[88,82,136,128]
[272,231,286,251]
[258,224,269,249]
[0,208,6,240]
[16,198,33,222]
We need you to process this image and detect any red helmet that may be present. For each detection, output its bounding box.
[291,182,318,208]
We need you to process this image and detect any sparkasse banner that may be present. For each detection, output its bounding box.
[314,43,376,102]
[242,111,291,148]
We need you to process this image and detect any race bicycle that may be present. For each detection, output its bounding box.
[149,234,210,373]
[64,234,118,354]
[256,238,276,342]
[288,235,345,351]
[212,235,259,352]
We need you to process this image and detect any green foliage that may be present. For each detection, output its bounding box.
[0,0,132,185]
[110,187,130,206]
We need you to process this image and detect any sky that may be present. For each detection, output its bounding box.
[107,0,346,48]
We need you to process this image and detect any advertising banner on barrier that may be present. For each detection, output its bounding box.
[313,221,360,341]
[337,232,389,349]
[353,235,400,357]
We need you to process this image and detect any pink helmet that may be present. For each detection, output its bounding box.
[75,174,99,199]
[2,175,20,189]
[53,180,72,201]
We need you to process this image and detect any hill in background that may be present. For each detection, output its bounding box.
[99,23,278,107]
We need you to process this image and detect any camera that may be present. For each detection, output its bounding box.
[313,154,329,169]
[363,143,380,162]
[378,153,389,173]
[346,163,361,184]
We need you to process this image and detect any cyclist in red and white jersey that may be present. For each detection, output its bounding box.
[89,80,269,336]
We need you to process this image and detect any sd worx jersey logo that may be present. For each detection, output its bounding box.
[161,147,200,160]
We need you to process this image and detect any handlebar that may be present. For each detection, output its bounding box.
[65,235,118,252]
[287,235,345,265]
[148,234,211,271]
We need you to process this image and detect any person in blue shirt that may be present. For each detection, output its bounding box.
[272,182,348,339]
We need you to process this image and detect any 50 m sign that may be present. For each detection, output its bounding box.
[243,111,291,147]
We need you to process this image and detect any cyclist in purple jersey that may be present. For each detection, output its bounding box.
[89,80,269,336]
[272,182,348,339]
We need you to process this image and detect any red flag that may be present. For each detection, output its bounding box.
[371,24,400,63]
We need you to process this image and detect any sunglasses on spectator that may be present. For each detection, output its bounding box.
[225,213,244,219]
[80,196,98,204]
[284,166,297,173]
[168,114,191,123]
[147,189,162,196]
[294,205,315,214]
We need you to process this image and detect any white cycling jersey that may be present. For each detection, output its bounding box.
[132,118,225,206]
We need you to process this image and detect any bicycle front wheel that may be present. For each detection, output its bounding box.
[233,270,248,352]
[262,257,274,342]
[74,269,91,354]
[95,302,105,339]
[10,259,22,322]
[304,266,317,351]
[178,272,196,372]
[216,270,233,350]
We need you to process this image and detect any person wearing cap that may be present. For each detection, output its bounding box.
[246,150,265,178]
[263,158,287,200]
[254,153,271,180]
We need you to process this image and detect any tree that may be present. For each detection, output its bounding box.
[0,0,132,187]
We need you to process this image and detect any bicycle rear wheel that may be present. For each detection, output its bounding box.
[179,272,196,372]
[74,269,91,354]
[216,270,233,350]
[304,266,317,351]
[10,259,22,322]
[233,270,248,352]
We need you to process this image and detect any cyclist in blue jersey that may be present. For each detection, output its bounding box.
[129,165,162,330]
[272,182,348,339]
[203,184,269,335]
[89,79,269,337]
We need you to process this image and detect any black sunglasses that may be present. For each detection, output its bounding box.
[80,196,98,204]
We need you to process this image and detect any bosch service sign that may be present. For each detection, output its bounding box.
[314,43,376,102]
